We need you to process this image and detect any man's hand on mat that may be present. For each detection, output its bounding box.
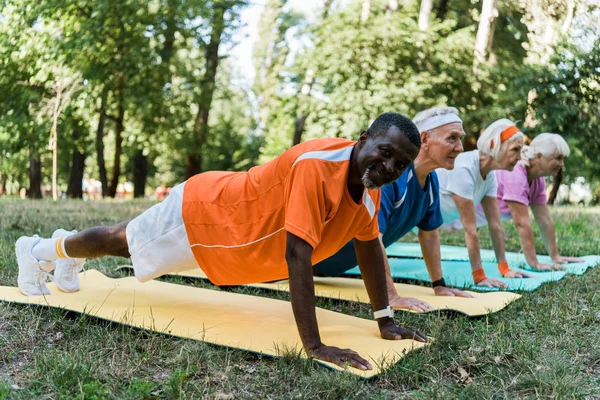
[553,255,585,264]
[532,262,565,271]
[310,344,372,370]
[379,320,428,343]
[477,277,508,289]
[502,270,534,279]
[389,295,434,312]
[433,286,474,298]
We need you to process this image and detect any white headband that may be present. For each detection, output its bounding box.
[415,113,463,133]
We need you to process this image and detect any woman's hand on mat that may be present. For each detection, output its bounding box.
[477,277,508,289]
[553,255,585,264]
[310,344,372,370]
[379,319,428,343]
[502,270,534,279]
[532,262,565,271]
[389,295,434,312]
[433,286,474,298]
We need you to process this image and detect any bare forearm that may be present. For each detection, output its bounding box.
[288,256,321,351]
[515,223,539,266]
[538,218,559,258]
[464,230,483,271]
[419,229,443,281]
[488,223,506,263]
[355,238,391,314]
[286,233,321,352]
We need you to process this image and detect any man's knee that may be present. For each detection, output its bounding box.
[111,221,130,257]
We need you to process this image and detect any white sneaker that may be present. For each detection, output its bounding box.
[16,236,52,296]
[52,229,86,293]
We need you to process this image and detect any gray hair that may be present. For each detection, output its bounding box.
[521,133,570,166]
[477,118,524,160]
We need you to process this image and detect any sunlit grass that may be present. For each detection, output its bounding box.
[1,198,599,398]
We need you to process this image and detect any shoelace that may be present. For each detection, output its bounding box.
[35,268,54,286]
[66,259,86,280]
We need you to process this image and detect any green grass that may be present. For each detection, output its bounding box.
[1,198,599,399]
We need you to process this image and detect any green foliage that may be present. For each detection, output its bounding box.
[1,198,600,397]
[0,0,598,193]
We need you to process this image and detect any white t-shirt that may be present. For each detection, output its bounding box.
[436,150,498,224]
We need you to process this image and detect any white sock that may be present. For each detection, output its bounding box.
[32,237,70,261]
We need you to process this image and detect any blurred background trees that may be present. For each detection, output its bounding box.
[0,0,598,202]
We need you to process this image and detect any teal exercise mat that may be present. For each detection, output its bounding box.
[385,243,599,276]
[345,258,568,292]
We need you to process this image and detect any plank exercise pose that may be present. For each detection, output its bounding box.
[16,112,427,371]
[436,119,533,288]
[314,107,474,312]
[482,133,583,270]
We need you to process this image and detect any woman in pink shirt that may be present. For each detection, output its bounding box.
[496,133,584,271]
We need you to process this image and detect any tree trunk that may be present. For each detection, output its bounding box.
[28,150,42,199]
[186,3,226,178]
[474,0,495,67]
[96,96,109,197]
[361,0,370,23]
[548,168,562,205]
[292,115,308,146]
[108,88,124,198]
[0,174,6,196]
[292,69,314,146]
[185,154,202,179]
[486,15,497,65]
[435,0,449,19]
[386,0,398,17]
[418,0,433,30]
[133,149,148,198]
[322,0,334,19]
[67,152,86,199]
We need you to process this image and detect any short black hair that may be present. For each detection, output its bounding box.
[367,112,421,148]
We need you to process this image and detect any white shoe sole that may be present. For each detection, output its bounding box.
[16,236,51,296]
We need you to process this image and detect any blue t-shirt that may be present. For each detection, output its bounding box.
[313,164,443,276]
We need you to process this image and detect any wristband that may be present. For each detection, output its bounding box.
[498,261,511,276]
[431,278,446,288]
[472,267,487,283]
[373,305,393,319]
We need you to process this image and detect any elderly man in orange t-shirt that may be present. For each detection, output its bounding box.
[16,112,426,371]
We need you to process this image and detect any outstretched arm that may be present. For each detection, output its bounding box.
[505,200,539,266]
[354,237,428,342]
[453,194,507,288]
[481,196,532,279]
[286,232,372,371]
[418,228,473,297]
[507,201,563,270]
[531,203,583,265]
[379,234,434,312]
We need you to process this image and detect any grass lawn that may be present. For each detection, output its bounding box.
[1,198,599,399]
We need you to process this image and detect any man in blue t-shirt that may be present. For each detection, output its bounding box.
[314,107,474,311]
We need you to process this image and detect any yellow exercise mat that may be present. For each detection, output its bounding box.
[117,266,521,317]
[0,270,429,378]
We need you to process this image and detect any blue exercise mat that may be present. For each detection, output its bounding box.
[345,258,568,292]
[385,243,599,276]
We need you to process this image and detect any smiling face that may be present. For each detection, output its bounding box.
[423,122,465,170]
[496,137,524,171]
[355,126,420,189]
[536,152,565,177]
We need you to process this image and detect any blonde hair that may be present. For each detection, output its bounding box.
[477,118,524,159]
[521,133,570,166]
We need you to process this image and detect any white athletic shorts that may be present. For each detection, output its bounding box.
[126,182,198,282]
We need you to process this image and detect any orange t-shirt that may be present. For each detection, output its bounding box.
[182,138,380,285]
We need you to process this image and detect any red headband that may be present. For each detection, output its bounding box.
[490,125,521,149]
[500,125,520,142]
